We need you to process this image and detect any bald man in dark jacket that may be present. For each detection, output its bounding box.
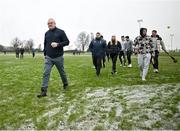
[38,18,69,98]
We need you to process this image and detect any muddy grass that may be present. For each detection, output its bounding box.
[17,83,180,130]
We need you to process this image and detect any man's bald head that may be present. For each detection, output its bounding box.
[47,18,56,30]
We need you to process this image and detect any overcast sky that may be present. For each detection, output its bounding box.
[0,0,180,50]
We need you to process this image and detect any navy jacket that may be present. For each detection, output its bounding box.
[44,27,69,58]
[89,38,106,58]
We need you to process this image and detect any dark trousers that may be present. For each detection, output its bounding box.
[32,53,35,57]
[119,51,126,65]
[92,55,102,76]
[16,53,19,58]
[20,53,24,59]
[110,53,118,72]
[42,56,68,90]
[102,55,106,67]
[106,53,110,62]
[153,50,159,69]
[127,50,132,65]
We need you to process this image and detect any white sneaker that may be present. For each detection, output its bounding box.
[153,69,159,73]
[155,69,159,73]
[142,78,146,81]
[92,66,96,69]
[120,64,122,67]
[128,64,132,68]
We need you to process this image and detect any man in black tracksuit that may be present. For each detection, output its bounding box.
[37,18,69,98]
[89,32,106,76]
[107,36,121,74]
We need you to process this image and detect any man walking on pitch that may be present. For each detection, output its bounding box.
[125,36,133,68]
[89,32,106,76]
[37,18,69,98]
[134,28,154,81]
[119,36,126,67]
[151,30,167,73]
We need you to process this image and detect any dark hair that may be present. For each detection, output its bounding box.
[152,30,157,33]
[96,32,100,35]
[121,36,125,38]
[140,28,147,36]
[125,36,129,39]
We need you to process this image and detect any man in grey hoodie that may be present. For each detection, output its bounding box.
[125,36,133,68]
[119,36,126,67]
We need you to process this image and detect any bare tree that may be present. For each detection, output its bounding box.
[11,37,21,49]
[76,31,90,51]
[90,32,94,41]
[25,39,34,53]
[38,44,42,52]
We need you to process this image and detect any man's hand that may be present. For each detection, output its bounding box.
[51,42,58,48]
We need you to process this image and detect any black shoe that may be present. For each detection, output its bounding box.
[111,71,117,75]
[37,89,47,98]
[63,84,68,90]
[96,71,100,76]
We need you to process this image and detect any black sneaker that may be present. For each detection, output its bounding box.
[63,84,68,90]
[37,89,47,98]
[111,71,117,75]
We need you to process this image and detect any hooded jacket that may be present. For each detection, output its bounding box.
[134,28,154,54]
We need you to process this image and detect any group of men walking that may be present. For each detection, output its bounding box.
[89,33,134,76]
[37,18,167,98]
[89,28,167,81]
[15,47,25,59]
